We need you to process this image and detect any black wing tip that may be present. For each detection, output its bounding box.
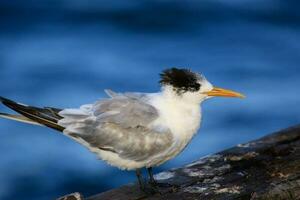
[0,96,15,104]
[0,112,9,116]
[0,96,64,132]
[0,96,22,109]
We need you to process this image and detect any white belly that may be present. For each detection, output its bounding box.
[98,105,201,170]
[144,95,202,168]
[145,121,201,168]
[94,132,199,170]
[67,119,200,170]
[67,93,202,170]
[68,134,148,170]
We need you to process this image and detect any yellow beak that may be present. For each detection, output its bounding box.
[204,87,245,98]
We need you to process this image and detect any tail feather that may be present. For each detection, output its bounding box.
[0,112,43,126]
[0,96,64,132]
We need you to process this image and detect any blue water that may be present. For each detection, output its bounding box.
[0,1,300,199]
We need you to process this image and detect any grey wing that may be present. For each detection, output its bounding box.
[92,94,158,128]
[58,93,173,161]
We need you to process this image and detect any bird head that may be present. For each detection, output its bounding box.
[160,68,244,104]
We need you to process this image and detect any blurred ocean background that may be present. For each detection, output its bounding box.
[0,0,300,199]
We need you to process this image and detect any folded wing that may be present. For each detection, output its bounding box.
[59,92,173,161]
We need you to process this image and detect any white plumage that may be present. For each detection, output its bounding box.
[0,68,244,190]
[56,76,214,170]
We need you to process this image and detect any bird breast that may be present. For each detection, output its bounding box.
[146,96,202,167]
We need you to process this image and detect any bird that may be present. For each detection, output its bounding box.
[0,68,244,192]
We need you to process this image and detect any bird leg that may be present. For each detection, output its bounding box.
[136,169,157,194]
[135,169,146,191]
[135,168,173,194]
[147,167,157,186]
[147,167,174,191]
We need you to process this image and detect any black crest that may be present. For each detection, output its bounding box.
[160,68,201,93]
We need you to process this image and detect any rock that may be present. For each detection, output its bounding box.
[58,125,300,200]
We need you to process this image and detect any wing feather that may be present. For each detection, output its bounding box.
[59,93,173,161]
[0,96,64,131]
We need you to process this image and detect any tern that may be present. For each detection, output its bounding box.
[0,68,244,192]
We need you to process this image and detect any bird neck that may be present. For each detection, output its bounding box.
[150,87,202,139]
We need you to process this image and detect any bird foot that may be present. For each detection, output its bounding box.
[146,181,176,195]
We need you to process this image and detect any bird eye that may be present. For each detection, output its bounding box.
[194,83,201,91]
